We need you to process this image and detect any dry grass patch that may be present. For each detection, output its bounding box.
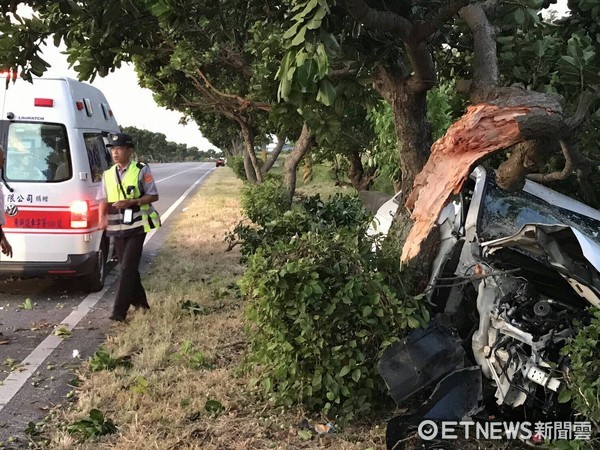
[40,168,387,450]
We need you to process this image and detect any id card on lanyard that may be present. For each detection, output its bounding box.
[115,168,134,225]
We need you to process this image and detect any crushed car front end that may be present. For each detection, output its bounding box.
[378,167,600,447]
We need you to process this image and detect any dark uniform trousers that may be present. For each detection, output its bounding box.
[112,232,149,319]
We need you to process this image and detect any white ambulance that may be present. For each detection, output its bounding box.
[0,76,119,291]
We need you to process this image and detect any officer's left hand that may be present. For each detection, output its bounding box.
[113,200,135,209]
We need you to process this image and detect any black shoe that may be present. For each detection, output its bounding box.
[109,314,126,322]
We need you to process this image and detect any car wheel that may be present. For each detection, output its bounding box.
[83,246,107,293]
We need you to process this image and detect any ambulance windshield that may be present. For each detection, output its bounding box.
[5,122,72,182]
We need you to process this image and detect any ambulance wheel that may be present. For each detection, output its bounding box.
[85,247,106,292]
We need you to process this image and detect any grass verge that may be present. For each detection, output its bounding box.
[39,168,387,449]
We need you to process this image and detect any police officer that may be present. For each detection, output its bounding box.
[98,132,160,321]
[0,145,13,258]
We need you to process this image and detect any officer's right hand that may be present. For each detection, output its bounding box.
[0,236,12,258]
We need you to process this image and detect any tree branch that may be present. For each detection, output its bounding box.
[459,3,499,101]
[220,48,253,79]
[526,139,575,183]
[196,68,272,112]
[405,41,437,92]
[261,134,286,174]
[341,0,413,40]
[565,89,600,131]
[413,0,471,42]
[329,66,359,78]
[478,0,501,17]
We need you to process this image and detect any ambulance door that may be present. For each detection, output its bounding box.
[82,130,114,262]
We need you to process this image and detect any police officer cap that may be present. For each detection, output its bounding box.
[106,132,134,148]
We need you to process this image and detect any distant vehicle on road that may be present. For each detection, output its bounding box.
[215,157,225,167]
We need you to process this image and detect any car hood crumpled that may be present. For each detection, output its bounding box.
[483,223,600,307]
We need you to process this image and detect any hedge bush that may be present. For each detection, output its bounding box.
[239,194,428,422]
[240,174,289,225]
[560,309,600,428]
[226,155,247,181]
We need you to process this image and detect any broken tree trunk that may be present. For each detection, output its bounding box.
[401,91,563,263]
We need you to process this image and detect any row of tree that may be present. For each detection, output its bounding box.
[0,0,599,240]
[120,126,220,163]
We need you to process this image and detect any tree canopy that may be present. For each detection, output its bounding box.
[1,0,599,218]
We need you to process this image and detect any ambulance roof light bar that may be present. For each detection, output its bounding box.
[34,98,54,107]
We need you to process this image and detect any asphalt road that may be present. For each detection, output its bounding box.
[0,161,215,447]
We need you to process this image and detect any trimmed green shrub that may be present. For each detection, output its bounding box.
[240,174,289,225]
[239,194,428,422]
[227,155,247,181]
[232,193,372,259]
[560,309,600,428]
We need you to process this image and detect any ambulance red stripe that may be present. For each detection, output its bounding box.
[2,208,99,229]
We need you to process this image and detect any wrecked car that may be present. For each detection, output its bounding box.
[375,166,600,448]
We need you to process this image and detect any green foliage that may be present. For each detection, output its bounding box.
[276,0,337,105]
[427,82,465,141]
[25,421,42,437]
[239,194,428,422]
[204,399,225,416]
[131,376,149,395]
[552,439,597,450]
[66,409,117,440]
[181,300,206,315]
[88,348,132,372]
[227,156,247,181]
[367,101,400,191]
[53,326,71,337]
[560,309,600,426]
[171,340,211,370]
[19,298,34,310]
[240,174,290,224]
[232,192,372,260]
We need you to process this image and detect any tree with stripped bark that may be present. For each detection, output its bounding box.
[277,0,600,265]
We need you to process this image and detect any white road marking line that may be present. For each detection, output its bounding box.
[0,165,215,411]
[154,162,210,184]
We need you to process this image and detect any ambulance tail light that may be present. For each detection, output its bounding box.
[34,98,54,107]
[70,201,89,228]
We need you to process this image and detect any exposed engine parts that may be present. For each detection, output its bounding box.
[375,167,600,449]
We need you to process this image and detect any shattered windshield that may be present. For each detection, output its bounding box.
[479,176,600,245]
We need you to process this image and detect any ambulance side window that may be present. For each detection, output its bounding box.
[84,133,111,183]
[5,122,71,183]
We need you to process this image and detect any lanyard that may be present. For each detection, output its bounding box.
[114,166,129,200]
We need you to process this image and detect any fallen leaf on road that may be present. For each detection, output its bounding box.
[54,326,71,337]
[0,339,9,345]
[31,321,54,331]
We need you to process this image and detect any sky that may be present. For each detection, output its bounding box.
[40,44,215,151]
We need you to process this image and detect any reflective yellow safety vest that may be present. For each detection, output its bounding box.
[104,162,161,236]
